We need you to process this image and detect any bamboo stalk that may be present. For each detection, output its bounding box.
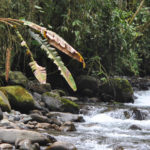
[129,0,145,24]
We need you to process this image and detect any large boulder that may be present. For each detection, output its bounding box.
[0,91,11,112]
[76,75,100,97]
[0,129,49,144]
[0,86,35,112]
[42,92,79,114]
[99,77,134,103]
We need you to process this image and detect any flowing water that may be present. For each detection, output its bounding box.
[53,89,150,150]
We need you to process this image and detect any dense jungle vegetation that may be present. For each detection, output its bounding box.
[0,0,150,89]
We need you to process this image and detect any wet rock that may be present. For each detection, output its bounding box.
[47,112,84,123]
[46,141,77,150]
[32,92,42,101]
[42,93,79,113]
[113,145,124,150]
[27,80,51,94]
[0,129,49,144]
[129,125,142,130]
[0,119,19,129]
[132,108,143,120]
[30,113,51,123]
[0,86,35,113]
[42,94,63,111]
[128,77,150,91]
[99,77,134,103]
[15,139,40,150]
[60,97,79,114]
[0,143,13,150]
[59,121,76,132]
[36,123,51,129]
[76,75,100,97]
[0,91,11,112]
[124,111,130,119]
[0,107,3,120]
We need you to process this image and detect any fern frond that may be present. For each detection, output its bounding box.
[29,30,77,91]
[5,48,12,82]
[22,20,85,68]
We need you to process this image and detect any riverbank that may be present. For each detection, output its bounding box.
[0,72,150,149]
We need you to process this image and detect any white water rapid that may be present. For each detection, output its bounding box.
[53,89,150,150]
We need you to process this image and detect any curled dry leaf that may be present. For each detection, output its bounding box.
[22,20,85,68]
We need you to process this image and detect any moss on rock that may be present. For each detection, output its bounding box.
[99,77,134,103]
[60,98,79,114]
[42,91,79,113]
[0,91,11,112]
[0,86,35,112]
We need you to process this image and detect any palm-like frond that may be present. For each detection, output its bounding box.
[29,30,77,91]
[22,20,85,68]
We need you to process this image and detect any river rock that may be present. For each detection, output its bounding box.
[36,123,51,129]
[129,125,142,130]
[27,80,51,94]
[0,86,35,113]
[46,141,77,150]
[132,108,144,120]
[9,71,29,87]
[30,113,51,123]
[59,121,76,132]
[99,77,134,103]
[0,71,29,87]
[0,129,49,144]
[42,92,79,114]
[0,91,11,112]
[76,75,100,97]
[15,139,40,150]
[42,94,63,111]
[47,112,84,123]
[0,143,13,150]
[128,76,150,91]
[0,107,3,120]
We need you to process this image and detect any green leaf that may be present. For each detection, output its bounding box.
[29,61,46,84]
[29,30,77,91]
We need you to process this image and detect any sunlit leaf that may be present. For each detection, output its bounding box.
[29,61,46,84]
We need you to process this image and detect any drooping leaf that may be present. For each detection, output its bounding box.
[14,28,46,84]
[29,61,46,84]
[21,20,85,68]
[29,30,77,91]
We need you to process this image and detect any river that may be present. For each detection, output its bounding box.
[52,89,150,150]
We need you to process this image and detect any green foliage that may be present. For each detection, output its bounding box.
[0,0,150,84]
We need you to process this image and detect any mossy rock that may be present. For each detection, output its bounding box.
[0,71,28,87]
[0,91,11,112]
[60,97,79,114]
[99,77,134,103]
[0,86,35,113]
[42,92,79,114]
